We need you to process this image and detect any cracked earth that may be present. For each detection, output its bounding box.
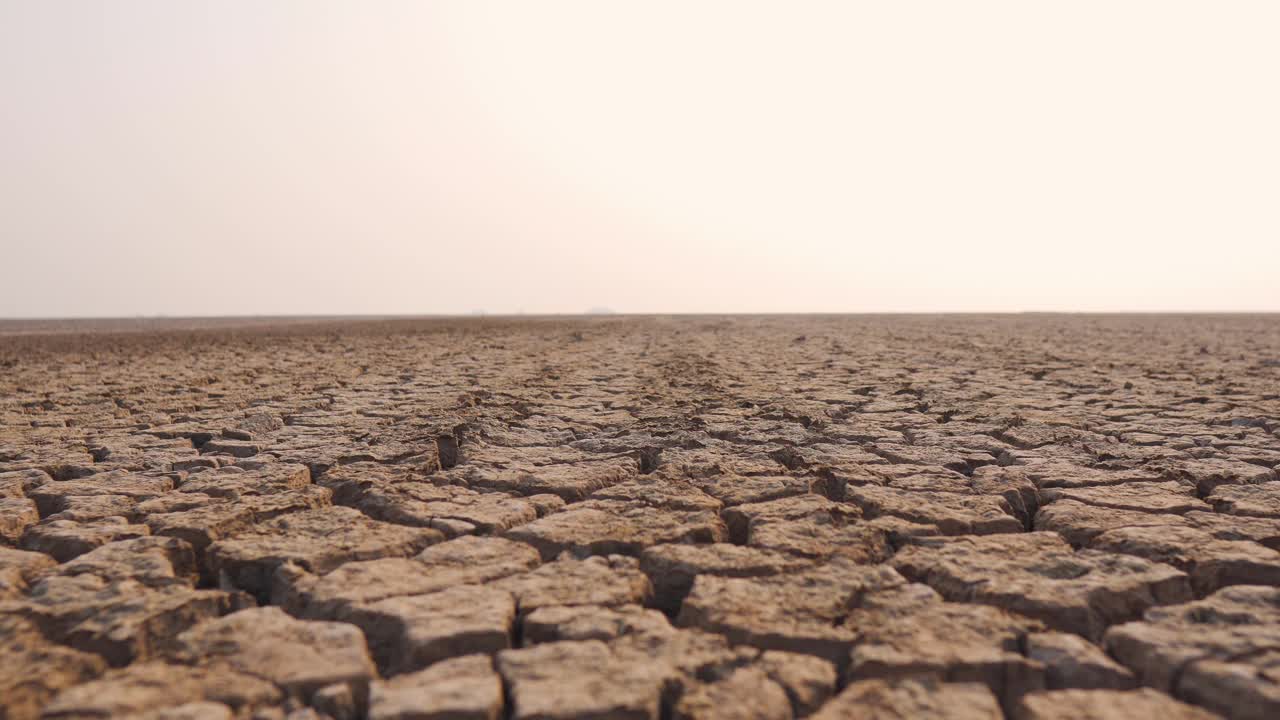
[2,314,1280,720]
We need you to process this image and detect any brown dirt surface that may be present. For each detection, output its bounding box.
[2,313,1279,719]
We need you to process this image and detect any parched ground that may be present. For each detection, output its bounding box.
[2,314,1279,720]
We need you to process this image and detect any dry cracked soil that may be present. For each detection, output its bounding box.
[2,314,1280,720]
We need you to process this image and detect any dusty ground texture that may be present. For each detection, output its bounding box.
[2,314,1279,720]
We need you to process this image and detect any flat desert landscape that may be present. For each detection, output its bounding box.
[3,314,1280,720]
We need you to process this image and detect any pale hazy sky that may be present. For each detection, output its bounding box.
[1,2,1277,317]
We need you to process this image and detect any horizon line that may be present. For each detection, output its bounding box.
[4,310,1280,322]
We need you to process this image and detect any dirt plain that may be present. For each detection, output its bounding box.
[2,314,1279,720]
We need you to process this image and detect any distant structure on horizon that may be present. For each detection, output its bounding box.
[586,307,616,315]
